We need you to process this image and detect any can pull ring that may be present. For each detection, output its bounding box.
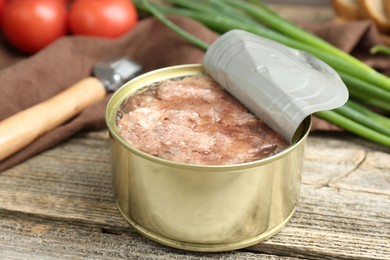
[204,30,349,142]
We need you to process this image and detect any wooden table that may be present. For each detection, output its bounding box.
[1,2,389,260]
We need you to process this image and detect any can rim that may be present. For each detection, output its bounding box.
[106,64,312,171]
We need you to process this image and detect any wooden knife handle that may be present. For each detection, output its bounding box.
[0,77,106,161]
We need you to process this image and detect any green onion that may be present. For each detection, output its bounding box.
[137,0,390,147]
[224,0,390,92]
[346,100,390,128]
[141,0,209,51]
[339,71,390,112]
[139,0,390,112]
[170,0,259,25]
[335,101,390,136]
[316,110,390,146]
[370,44,390,55]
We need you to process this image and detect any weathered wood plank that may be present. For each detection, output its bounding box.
[303,134,390,196]
[250,187,390,260]
[0,210,299,260]
[0,131,126,227]
[0,130,389,259]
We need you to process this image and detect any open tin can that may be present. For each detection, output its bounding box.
[105,64,311,252]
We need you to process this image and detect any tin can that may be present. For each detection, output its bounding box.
[105,64,311,252]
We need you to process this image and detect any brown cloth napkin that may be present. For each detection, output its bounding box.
[0,16,387,172]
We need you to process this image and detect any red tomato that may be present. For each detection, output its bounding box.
[2,0,68,54]
[0,0,5,29]
[69,0,138,38]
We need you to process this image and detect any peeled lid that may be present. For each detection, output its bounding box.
[204,30,349,142]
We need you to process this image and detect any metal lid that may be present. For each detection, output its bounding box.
[204,30,348,141]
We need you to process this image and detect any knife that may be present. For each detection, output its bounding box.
[0,58,142,161]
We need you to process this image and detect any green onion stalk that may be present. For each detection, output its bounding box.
[370,44,390,55]
[162,0,390,93]
[223,0,390,92]
[137,0,390,147]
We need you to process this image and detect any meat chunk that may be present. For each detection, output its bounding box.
[116,75,288,165]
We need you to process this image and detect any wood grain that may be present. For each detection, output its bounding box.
[0,131,389,259]
[0,210,300,259]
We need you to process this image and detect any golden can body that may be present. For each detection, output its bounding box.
[105,64,311,252]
